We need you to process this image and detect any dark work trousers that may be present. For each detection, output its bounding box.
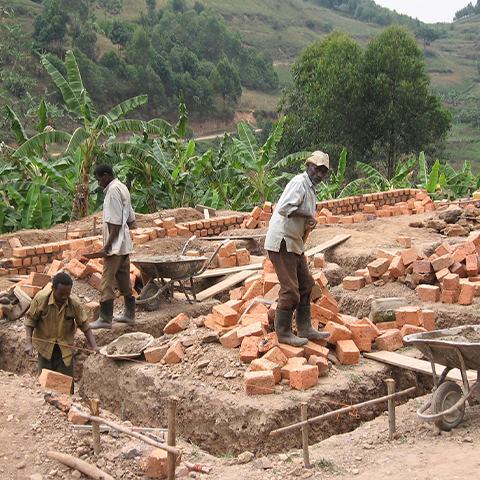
[38,343,75,393]
[267,239,315,311]
[101,254,132,302]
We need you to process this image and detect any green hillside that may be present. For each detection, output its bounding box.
[2,0,480,171]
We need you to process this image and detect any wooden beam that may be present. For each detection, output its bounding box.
[305,234,351,257]
[364,351,477,382]
[196,270,258,302]
[196,262,264,279]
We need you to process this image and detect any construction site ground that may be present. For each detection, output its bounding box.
[1,207,480,480]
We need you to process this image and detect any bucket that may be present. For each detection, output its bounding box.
[370,297,408,324]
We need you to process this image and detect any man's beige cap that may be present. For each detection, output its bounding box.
[305,150,330,169]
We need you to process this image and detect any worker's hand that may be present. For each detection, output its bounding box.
[24,344,34,356]
[95,248,108,258]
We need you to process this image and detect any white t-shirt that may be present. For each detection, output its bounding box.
[264,172,316,255]
[103,178,135,256]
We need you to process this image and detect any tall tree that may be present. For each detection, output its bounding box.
[279,31,364,168]
[280,27,451,179]
[362,26,451,177]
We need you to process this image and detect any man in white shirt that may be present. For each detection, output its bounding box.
[90,164,136,329]
[265,151,331,346]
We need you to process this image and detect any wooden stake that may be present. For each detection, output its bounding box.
[167,396,179,480]
[385,379,396,440]
[90,398,101,455]
[78,412,180,455]
[270,386,415,436]
[301,403,311,468]
[47,451,114,480]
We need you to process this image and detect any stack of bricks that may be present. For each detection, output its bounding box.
[315,189,435,219]
[203,262,411,394]
[154,214,246,238]
[201,239,251,269]
[342,225,480,306]
[241,202,274,229]
[0,236,101,276]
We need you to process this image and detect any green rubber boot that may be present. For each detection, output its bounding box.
[274,309,308,347]
[114,296,136,325]
[90,301,114,329]
[296,305,330,340]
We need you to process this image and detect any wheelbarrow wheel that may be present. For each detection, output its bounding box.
[432,381,465,431]
[138,283,162,311]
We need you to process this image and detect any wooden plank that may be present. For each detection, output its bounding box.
[305,234,351,257]
[196,262,264,279]
[196,270,258,302]
[200,235,266,240]
[364,351,477,382]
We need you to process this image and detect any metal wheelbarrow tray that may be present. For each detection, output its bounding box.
[132,236,229,311]
[404,325,480,431]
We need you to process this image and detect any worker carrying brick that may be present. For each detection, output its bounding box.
[264,151,331,346]
[90,163,136,329]
[24,272,100,392]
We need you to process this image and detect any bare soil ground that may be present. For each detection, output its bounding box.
[1,208,480,479]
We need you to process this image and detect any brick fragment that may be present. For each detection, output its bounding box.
[163,313,189,334]
[395,306,423,327]
[323,322,352,345]
[162,340,184,364]
[144,345,169,363]
[307,355,329,376]
[141,447,181,478]
[342,276,365,290]
[67,403,91,425]
[65,258,89,279]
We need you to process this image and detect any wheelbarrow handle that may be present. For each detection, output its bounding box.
[181,235,197,255]
[194,238,230,276]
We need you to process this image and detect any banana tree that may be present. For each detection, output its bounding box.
[9,50,160,220]
[225,117,311,209]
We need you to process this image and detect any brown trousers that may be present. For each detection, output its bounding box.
[101,254,132,302]
[267,240,315,311]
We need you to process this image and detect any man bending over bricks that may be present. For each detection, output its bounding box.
[264,151,331,346]
[25,272,100,392]
[90,163,136,329]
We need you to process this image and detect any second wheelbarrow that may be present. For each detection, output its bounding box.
[404,325,480,431]
[133,236,229,311]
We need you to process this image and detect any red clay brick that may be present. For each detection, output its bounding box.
[212,304,239,327]
[416,285,441,302]
[442,289,459,304]
[375,329,404,351]
[262,346,288,367]
[290,365,319,390]
[395,306,423,326]
[342,276,366,290]
[459,282,476,305]
[350,324,373,352]
[307,355,329,376]
[421,310,436,331]
[250,358,282,383]
[144,345,169,363]
[244,370,275,395]
[239,336,260,362]
[323,322,352,345]
[38,369,72,395]
[401,247,421,266]
[336,339,360,365]
[219,327,241,348]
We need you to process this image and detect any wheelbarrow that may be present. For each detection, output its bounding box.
[133,236,229,311]
[404,325,480,431]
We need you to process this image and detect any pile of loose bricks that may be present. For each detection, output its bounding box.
[194,250,437,395]
[342,208,480,306]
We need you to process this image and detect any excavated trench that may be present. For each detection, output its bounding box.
[0,319,435,457]
[1,236,478,456]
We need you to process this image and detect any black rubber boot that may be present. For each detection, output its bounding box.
[296,305,330,340]
[114,296,136,325]
[90,301,114,329]
[274,309,308,347]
